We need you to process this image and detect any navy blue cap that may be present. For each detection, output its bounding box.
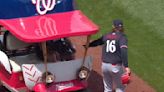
[113,19,123,27]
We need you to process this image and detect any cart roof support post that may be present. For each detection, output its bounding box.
[41,42,48,80]
[82,35,91,67]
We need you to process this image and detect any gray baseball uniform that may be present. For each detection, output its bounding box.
[88,31,128,92]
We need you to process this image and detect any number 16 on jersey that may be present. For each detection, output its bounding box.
[106,40,116,53]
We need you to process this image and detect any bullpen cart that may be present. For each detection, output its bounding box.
[0,0,99,92]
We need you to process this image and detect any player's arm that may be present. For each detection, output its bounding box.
[88,36,104,47]
[119,35,130,74]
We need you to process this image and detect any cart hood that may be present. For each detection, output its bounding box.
[0,0,99,43]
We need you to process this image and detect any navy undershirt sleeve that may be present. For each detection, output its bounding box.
[119,35,128,67]
[89,36,104,47]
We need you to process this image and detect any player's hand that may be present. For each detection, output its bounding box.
[125,67,131,75]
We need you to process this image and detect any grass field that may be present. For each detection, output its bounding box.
[76,0,164,92]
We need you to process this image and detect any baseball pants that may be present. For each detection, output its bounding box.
[102,62,125,92]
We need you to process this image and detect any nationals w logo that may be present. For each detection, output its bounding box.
[35,16,57,36]
[32,0,56,15]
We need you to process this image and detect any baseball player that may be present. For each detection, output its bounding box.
[87,19,130,92]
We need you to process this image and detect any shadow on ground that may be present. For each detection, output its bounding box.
[87,70,103,92]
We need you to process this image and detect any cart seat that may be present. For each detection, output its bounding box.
[2,32,40,72]
[0,35,3,42]
[10,59,21,72]
[10,53,42,72]
[4,32,32,50]
[0,35,4,50]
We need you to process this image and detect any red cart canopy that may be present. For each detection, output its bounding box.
[0,10,98,43]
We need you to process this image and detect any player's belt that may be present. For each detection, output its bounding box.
[112,64,117,66]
